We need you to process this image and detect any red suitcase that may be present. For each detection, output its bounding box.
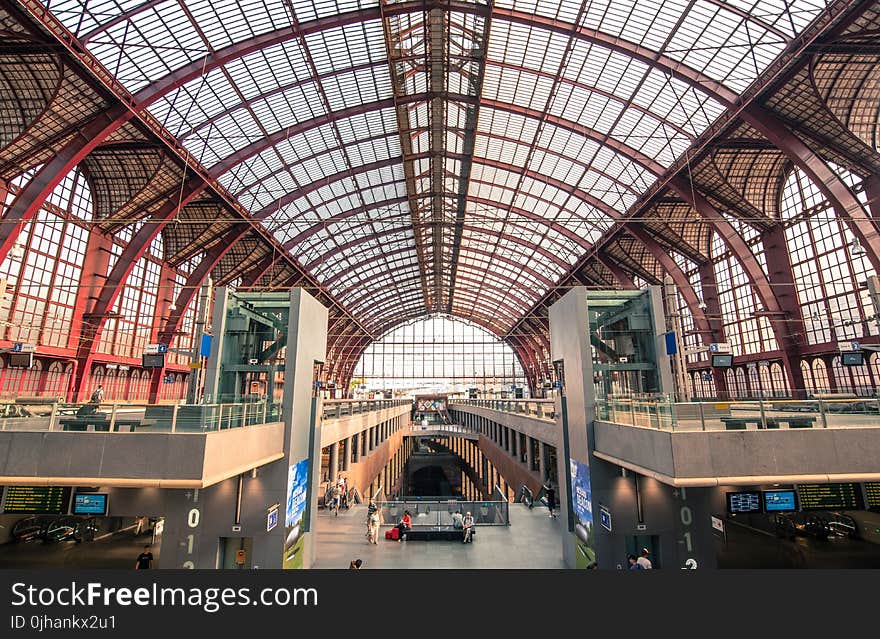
[386,527,399,540]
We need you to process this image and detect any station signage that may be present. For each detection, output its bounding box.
[796,483,862,510]
[2,486,71,514]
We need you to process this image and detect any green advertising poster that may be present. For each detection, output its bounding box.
[282,458,309,569]
[570,458,596,569]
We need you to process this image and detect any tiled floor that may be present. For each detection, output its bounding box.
[313,503,566,569]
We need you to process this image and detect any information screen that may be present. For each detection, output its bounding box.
[763,490,797,512]
[865,482,880,508]
[72,493,108,515]
[2,486,71,514]
[797,483,862,510]
[711,354,733,367]
[726,491,762,513]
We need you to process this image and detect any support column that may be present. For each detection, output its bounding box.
[329,442,339,483]
[538,442,547,482]
[342,437,351,471]
[526,436,534,473]
[511,429,518,458]
[361,431,368,458]
[351,434,359,464]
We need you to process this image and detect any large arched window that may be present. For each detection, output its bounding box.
[353,315,526,396]
[781,167,875,346]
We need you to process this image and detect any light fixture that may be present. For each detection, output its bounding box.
[849,237,866,257]
[168,303,177,311]
[9,242,24,259]
[698,301,708,311]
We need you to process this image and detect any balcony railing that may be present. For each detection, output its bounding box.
[321,398,411,420]
[450,399,556,421]
[596,397,880,431]
[0,401,280,433]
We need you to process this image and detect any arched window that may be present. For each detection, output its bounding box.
[801,360,814,394]
[735,368,748,398]
[89,366,106,400]
[811,359,830,394]
[725,368,737,397]
[758,365,772,399]
[19,359,42,396]
[781,167,875,346]
[770,363,789,398]
[0,167,91,349]
[353,315,526,396]
[43,361,67,399]
[831,356,853,394]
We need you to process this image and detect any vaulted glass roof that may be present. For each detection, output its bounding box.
[42,0,831,335]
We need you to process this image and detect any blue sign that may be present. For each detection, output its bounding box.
[73,493,108,515]
[267,506,279,532]
[200,333,213,358]
[664,331,677,355]
[12,343,22,352]
[283,458,310,569]
[851,341,861,351]
[163,375,175,384]
[157,343,168,353]
[599,506,612,532]
[709,343,719,353]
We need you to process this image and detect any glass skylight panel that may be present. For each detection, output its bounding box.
[320,66,391,111]
[187,0,292,50]
[304,21,385,75]
[227,41,311,100]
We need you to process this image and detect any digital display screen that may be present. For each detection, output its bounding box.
[72,493,108,515]
[8,352,33,368]
[797,483,862,510]
[841,352,864,366]
[142,353,165,368]
[3,486,71,514]
[866,483,880,508]
[763,490,797,512]
[726,492,762,513]
[712,354,733,368]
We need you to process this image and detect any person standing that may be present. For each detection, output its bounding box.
[627,554,642,570]
[367,505,380,545]
[134,544,153,569]
[462,511,475,543]
[637,548,653,570]
[545,482,557,519]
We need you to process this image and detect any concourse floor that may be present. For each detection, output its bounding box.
[313,503,566,569]
[0,530,156,569]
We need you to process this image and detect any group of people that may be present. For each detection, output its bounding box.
[451,510,475,543]
[627,548,653,570]
[327,476,350,515]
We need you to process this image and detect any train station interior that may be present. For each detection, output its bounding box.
[0,0,878,570]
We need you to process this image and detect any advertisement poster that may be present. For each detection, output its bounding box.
[282,459,309,569]
[570,458,596,569]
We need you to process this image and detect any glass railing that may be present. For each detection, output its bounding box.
[0,400,281,433]
[377,498,509,526]
[321,398,411,420]
[595,397,880,431]
[449,399,556,420]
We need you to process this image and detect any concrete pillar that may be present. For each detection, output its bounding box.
[329,442,339,483]
[538,442,547,481]
[526,436,534,472]
[351,434,359,464]
[369,426,375,451]
[342,437,351,471]
[511,429,518,458]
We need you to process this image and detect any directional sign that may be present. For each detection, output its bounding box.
[145,344,159,354]
[157,343,168,354]
[12,343,21,352]
[851,341,861,351]
[267,505,279,532]
[709,343,730,353]
[599,506,612,532]
[11,343,35,353]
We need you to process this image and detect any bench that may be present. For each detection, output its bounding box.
[59,416,142,432]
[400,526,474,541]
[721,416,814,430]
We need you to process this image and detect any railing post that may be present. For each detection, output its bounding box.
[818,399,827,429]
[698,401,705,432]
[48,402,59,432]
[171,404,179,433]
[217,404,224,431]
[109,404,118,432]
[263,400,268,424]
[242,403,248,428]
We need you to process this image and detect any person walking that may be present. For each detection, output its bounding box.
[367,506,380,545]
[349,559,363,569]
[545,482,557,519]
[637,548,653,570]
[134,544,153,569]
[90,384,104,404]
